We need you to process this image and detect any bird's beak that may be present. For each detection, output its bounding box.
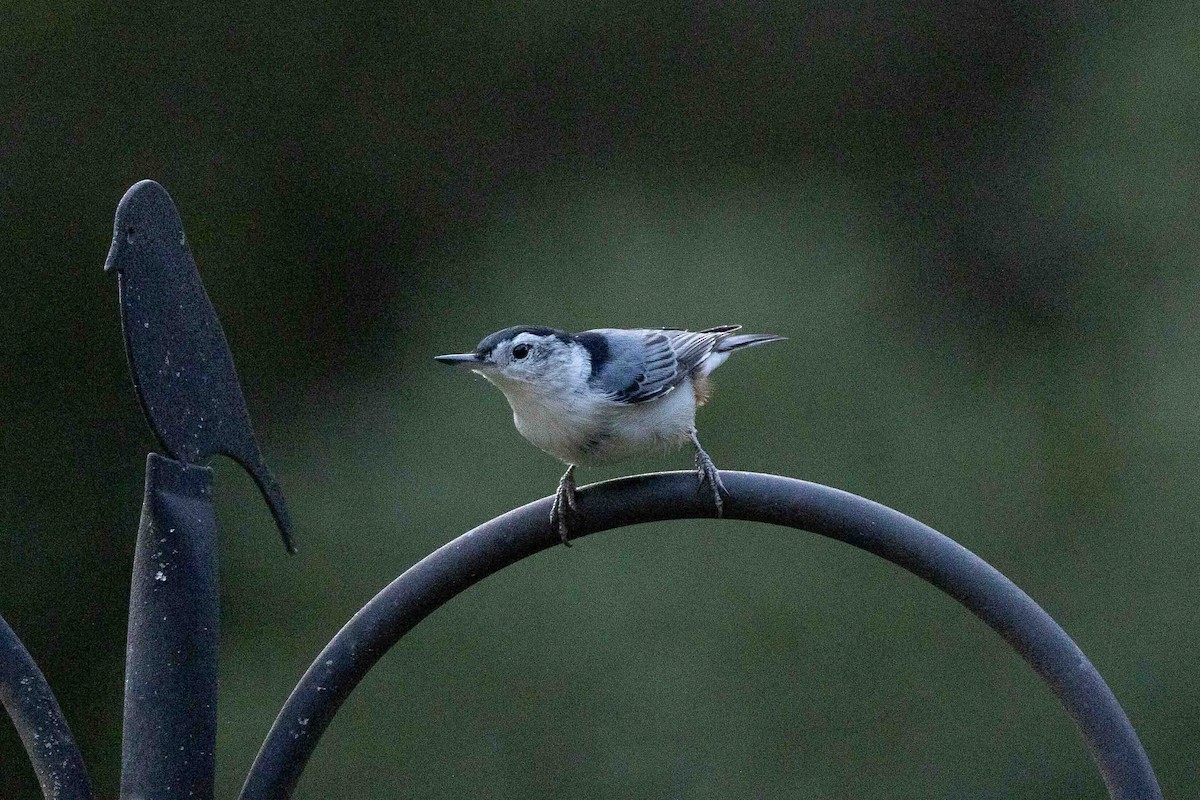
[434,353,483,366]
[103,240,121,274]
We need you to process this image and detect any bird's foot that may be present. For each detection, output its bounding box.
[550,465,578,546]
[691,435,728,517]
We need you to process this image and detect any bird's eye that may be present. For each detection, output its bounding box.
[512,343,532,360]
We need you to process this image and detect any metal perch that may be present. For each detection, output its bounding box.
[240,471,1160,800]
[0,612,93,800]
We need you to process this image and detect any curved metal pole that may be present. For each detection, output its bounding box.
[240,471,1160,800]
[0,612,94,800]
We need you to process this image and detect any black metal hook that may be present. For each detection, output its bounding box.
[104,179,296,553]
[1,612,94,800]
[240,471,1160,800]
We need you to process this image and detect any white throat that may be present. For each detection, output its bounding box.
[475,346,596,463]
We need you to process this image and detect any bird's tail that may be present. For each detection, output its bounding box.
[714,331,787,352]
[695,327,786,379]
[227,447,298,554]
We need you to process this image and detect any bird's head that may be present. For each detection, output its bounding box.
[436,326,589,397]
[104,179,186,274]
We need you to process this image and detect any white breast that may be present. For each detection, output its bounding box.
[501,378,699,465]
[507,382,603,463]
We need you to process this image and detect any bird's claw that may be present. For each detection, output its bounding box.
[550,465,578,546]
[694,449,727,517]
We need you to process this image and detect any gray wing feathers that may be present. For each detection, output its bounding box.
[590,329,687,404]
[593,325,773,404]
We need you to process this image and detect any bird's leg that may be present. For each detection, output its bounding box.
[689,429,727,517]
[550,464,578,546]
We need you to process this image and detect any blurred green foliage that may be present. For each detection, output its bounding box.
[3,1,1198,797]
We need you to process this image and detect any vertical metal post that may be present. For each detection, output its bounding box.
[119,453,218,800]
[103,179,294,798]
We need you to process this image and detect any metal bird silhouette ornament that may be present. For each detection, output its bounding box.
[104,179,296,553]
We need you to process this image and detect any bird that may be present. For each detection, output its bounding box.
[104,179,296,554]
[436,325,785,545]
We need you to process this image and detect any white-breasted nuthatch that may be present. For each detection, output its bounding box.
[436,325,786,544]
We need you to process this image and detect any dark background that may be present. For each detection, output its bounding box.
[3,1,1198,797]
